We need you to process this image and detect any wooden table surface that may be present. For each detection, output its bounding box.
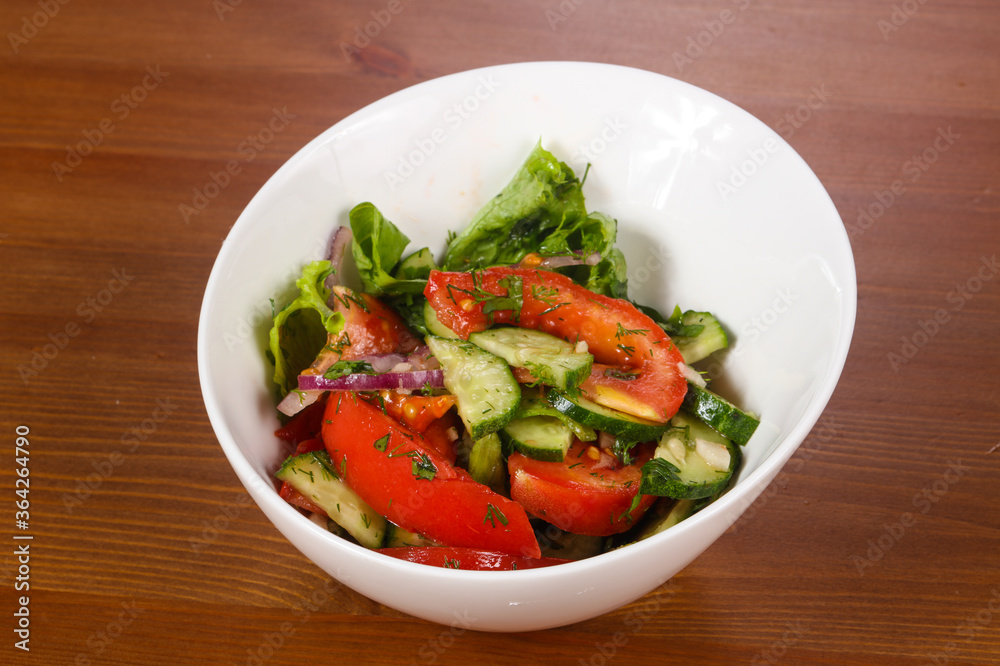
[2,1,999,664]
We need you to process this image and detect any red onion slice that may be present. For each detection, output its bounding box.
[324,226,354,294]
[276,389,325,417]
[518,251,601,270]
[356,347,438,373]
[309,345,435,379]
[298,369,444,392]
[540,252,601,268]
[350,353,407,374]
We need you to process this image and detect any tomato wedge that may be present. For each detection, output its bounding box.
[378,391,457,433]
[274,395,329,445]
[279,483,325,514]
[322,393,541,558]
[424,267,687,422]
[377,391,459,463]
[328,286,420,360]
[508,440,657,536]
[302,286,420,380]
[378,547,569,571]
[416,411,460,465]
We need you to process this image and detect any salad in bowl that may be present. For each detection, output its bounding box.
[198,61,855,631]
[267,143,759,569]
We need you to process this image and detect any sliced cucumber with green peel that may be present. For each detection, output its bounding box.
[383,522,442,548]
[547,391,670,443]
[634,498,698,541]
[682,383,759,446]
[307,512,350,538]
[275,451,387,549]
[468,327,593,391]
[394,247,437,280]
[639,411,740,500]
[423,301,460,339]
[502,415,575,462]
[468,432,505,493]
[516,393,596,441]
[672,311,728,364]
[427,336,520,440]
[531,520,606,560]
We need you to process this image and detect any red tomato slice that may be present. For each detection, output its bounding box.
[424,267,687,422]
[328,286,420,359]
[278,438,328,514]
[379,391,457,433]
[274,395,329,445]
[508,440,657,537]
[378,547,570,571]
[292,438,325,455]
[322,393,541,558]
[301,287,420,380]
[416,411,460,466]
[279,482,325,515]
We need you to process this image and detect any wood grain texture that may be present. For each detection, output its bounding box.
[2,0,999,663]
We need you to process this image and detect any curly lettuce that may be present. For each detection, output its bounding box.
[349,202,437,335]
[441,142,628,298]
[350,202,429,296]
[267,260,344,397]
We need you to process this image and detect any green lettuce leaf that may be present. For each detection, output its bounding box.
[441,142,629,298]
[635,304,706,338]
[442,142,587,271]
[349,202,427,296]
[349,203,438,335]
[268,260,344,396]
[562,242,629,300]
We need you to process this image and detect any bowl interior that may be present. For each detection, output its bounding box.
[198,62,855,630]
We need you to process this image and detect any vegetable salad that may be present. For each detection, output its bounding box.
[267,143,759,570]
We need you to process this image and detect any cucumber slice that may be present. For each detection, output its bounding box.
[393,247,437,280]
[423,300,460,339]
[468,432,505,493]
[468,327,593,391]
[633,498,698,541]
[307,511,350,538]
[682,383,759,446]
[383,522,442,548]
[275,451,387,549]
[502,415,575,462]
[638,411,740,500]
[515,393,596,441]
[547,391,670,443]
[426,336,520,440]
[532,520,605,560]
[673,311,728,364]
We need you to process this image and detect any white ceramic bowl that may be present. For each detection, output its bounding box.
[198,62,856,632]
